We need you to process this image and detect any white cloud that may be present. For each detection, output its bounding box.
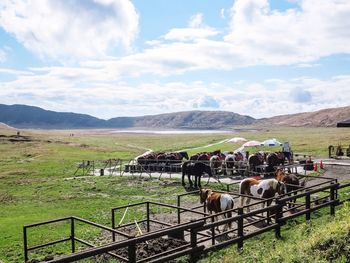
[225,0,350,65]
[0,49,6,63]
[80,0,350,79]
[220,8,226,19]
[164,13,219,42]
[189,13,204,28]
[1,64,350,119]
[2,0,350,76]
[0,0,139,61]
[1,0,350,120]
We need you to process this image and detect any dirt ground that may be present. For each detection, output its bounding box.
[321,160,350,182]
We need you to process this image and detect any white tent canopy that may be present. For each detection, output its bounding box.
[227,137,247,143]
[241,140,262,147]
[261,138,282,147]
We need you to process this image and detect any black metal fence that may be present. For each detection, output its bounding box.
[23,179,350,263]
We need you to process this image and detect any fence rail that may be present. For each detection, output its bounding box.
[24,180,350,263]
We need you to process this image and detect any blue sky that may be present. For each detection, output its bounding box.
[0,0,350,119]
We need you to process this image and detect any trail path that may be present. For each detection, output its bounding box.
[178,139,229,152]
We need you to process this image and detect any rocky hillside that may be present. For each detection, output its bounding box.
[261,106,350,127]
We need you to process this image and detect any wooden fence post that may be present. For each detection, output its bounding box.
[190,227,198,263]
[177,195,181,224]
[211,216,215,246]
[23,226,28,262]
[330,183,336,216]
[71,217,75,253]
[112,209,116,242]
[305,190,311,221]
[128,241,137,263]
[146,202,150,232]
[237,207,244,249]
[275,200,283,239]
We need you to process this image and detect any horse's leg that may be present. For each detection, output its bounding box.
[197,175,201,189]
[188,174,193,188]
[181,171,186,186]
[214,212,221,233]
[246,197,251,212]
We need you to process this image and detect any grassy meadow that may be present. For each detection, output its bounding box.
[0,126,350,262]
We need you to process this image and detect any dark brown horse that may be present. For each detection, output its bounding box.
[267,152,285,167]
[190,150,221,162]
[248,152,265,172]
[182,161,213,188]
[276,170,306,208]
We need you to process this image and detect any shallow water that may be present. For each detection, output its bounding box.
[107,129,235,134]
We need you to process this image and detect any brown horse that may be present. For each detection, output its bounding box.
[248,152,265,172]
[200,189,234,232]
[190,150,221,162]
[275,169,306,208]
[267,152,285,167]
[136,152,157,167]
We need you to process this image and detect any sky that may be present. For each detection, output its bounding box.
[0,0,350,120]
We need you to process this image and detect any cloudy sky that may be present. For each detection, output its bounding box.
[1,0,350,119]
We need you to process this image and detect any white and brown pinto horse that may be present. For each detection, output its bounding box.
[239,178,286,212]
[200,188,235,232]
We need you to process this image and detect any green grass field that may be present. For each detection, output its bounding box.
[0,126,350,262]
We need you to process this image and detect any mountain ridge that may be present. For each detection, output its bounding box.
[0,104,349,129]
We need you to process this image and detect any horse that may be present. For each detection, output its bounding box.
[199,188,234,232]
[209,152,226,175]
[267,152,285,167]
[248,152,265,172]
[136,152,157,170]
[275,169,306,208]
[190,150,221,162]
[209,155,221,175]
[223,154,235,176]
[182,161,213,188]
[239,178,286,212]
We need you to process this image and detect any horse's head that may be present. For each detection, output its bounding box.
[212,150,221,156]
[180,151,189,160]
[198,153,209,161]
[275,168,285,182]
[199,188,212,204]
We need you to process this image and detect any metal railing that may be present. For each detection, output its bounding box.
[23,179,350,263]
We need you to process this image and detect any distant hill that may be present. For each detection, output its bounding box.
[261,106,350,127]
[0,104,105,129]
[108,111,255,129]
[0,104,255,129]
[1,104,350,129]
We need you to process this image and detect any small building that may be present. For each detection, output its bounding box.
[337,120,350,127]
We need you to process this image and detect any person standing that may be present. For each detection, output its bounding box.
[282,142,292,164]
